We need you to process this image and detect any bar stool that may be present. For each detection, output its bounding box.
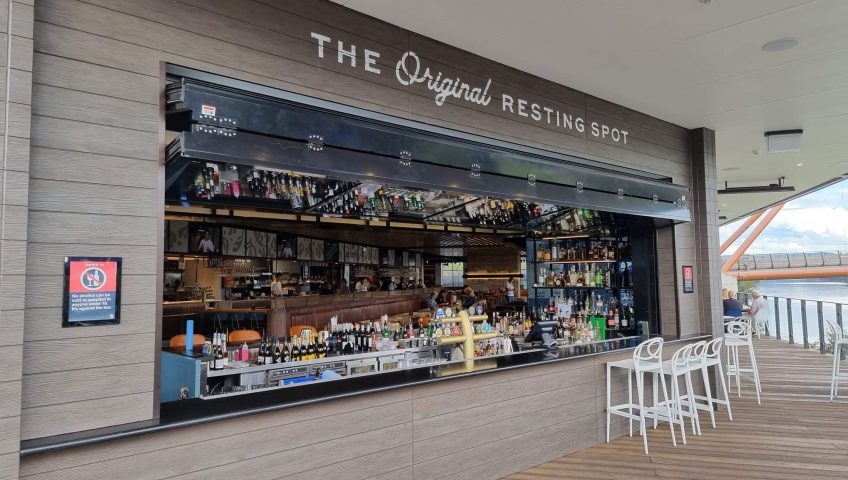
[169,333,206,349]
[725,320,762,404]
[691,337,732,425]
[824,319,848,401]
[658,343,701,444]
[606,337,678,454]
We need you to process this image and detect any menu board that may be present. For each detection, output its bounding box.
[62,257,122,327]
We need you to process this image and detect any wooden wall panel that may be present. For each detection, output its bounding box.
[22,363,154,408]
[19,340,701,479]
[20,393,154,441]
[22,334,156,375]
[0,0,34,476]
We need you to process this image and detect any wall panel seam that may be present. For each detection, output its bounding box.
[20,389,154,411]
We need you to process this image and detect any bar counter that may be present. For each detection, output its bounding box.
[20,333,710,456]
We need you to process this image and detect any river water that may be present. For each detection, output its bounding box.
[742,278,848,347]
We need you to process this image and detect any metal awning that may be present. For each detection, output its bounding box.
[165,69,691,222]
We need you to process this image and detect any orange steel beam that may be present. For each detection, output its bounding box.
[720,210,765,254]
[729,266,848,281]
[721,203,785,273]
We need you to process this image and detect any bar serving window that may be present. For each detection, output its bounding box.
[158,69,690,406]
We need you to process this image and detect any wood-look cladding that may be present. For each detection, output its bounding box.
[19,342,704,480]
[0,0,34,478]
[16,0,713,476]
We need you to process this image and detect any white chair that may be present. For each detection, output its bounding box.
[690,337,732,426]
[725,320,762,404]
[606,337,678,454]
[751,309,769,339]
[824,319,848,401]
[658,343,700,444]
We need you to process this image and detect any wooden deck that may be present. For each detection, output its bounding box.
[504,338,848,480]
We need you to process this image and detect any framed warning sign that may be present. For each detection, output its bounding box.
[62,256,122,327]
[682,265,694,294]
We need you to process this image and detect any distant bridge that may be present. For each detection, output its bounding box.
[722,251,848,280]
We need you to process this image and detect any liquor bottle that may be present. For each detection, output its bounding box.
[220,331,228,368]
[282,337,291,363]
[306,337,316,360]
[292,337,302,362]
[343,330,354,355]
[257,337,266,365]
[209,333,219,371]
[317,337,326,358]
[272,338,281,364]
[214,341,224,370]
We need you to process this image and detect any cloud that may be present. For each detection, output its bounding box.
[769,206,848,238]
[719,179,848,254]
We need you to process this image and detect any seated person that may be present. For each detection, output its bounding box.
[723,290,744,318]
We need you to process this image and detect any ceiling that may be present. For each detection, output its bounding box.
[334,0,848,223]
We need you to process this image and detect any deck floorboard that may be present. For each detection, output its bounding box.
[503,338,848,479]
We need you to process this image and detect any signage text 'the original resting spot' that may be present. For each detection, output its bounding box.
[310,32,629,145]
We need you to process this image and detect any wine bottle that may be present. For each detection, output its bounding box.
[273,338,281,364]
[292,337,301,362]
[306,338,316,360]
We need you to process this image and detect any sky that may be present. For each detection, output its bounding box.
[719,178,848,254]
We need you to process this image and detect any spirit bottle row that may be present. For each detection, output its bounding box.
[536,240,622,262]
[535,264,628,288]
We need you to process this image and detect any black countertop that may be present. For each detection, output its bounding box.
[20,333,711,456]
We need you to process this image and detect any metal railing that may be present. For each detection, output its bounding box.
[722,251,848,271]
[738,292,846,353]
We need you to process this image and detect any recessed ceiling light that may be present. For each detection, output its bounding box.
[796,162,804,167]
[762,38,799,52]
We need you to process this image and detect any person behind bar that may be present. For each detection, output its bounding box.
[427,292,438,309]
[270,274,284,297]
[723,290,744,318]
[462,287,477,309]
[505,277,516,303]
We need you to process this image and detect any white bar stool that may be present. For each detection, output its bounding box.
[725,320,762,404]
[658,343,700,443]
[690,337,732,425]
[824,319,848,401]
[606,337,678,454]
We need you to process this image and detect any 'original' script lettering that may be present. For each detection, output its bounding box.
[395,52,491,107]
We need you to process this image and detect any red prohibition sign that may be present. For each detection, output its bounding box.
[80,267,107,291]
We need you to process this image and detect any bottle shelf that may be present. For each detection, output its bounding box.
[532,259,618,264]
[530,286,624,290]
[472,332,500,342]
